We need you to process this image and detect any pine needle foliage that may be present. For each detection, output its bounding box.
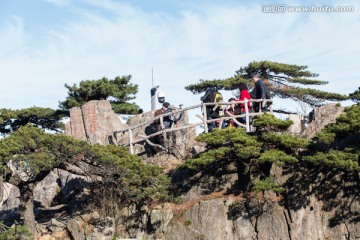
[252,177,285,193]
[252,113,293,132]
[185,61,349,107]
[182,128,261,171]
[303,150,359,171]
[0,221,32,240]
[258,149,298,166]
[0,107,65,136]
[59,76,141,114]
[262,132,309,152]
[349,87,360,103]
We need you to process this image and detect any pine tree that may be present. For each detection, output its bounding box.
[181,114,309,192]
[0,125,169,235]
[179,106,360,194]
[0,107,65,136]
[305,104,360,171]
[349,87,360,104]
[185,61,349,107]
[59,75,141,114]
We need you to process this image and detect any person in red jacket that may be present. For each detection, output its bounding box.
[237,83,252,124]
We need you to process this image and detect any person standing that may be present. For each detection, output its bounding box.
[144,102,171,155]
[200,87,218,132]
[250,73,267,112]
[224,98,238,128]
[237,83,252,123]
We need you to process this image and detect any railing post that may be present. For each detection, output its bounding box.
[160,115,164,129]
[128,128,134,154]
[202,103,208,133]
[245,98,250,132]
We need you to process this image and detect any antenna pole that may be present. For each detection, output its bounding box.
[150,67,156,110]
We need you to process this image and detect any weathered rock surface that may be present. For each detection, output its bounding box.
[135,195,359,240]
[301,103,345,139]
[114,107,197,168]
[287,114,304,136]
[65,100,127,145]
[0,182,20,211]
[33,168,91,209]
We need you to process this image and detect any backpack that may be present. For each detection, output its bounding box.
[201,87,224,113]
[201,87,216,103]
[212,91,223,111]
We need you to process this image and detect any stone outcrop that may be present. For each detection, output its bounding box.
[65,100,127,145]
[3,172,359,240]
[115,107,197,163]
[287,114,304,136]
[301,103,345,139]
[33,168,91,209]
[0,182,20,224]
[65,100,196,164]
[102,191,358,240]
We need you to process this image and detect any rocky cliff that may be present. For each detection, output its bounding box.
[1,102,359,240]
[2,161,358,240]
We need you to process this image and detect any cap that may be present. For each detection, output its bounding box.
[168,105,176,110]
[162,102,170,108]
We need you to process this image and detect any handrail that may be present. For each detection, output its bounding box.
[113,99,273,154]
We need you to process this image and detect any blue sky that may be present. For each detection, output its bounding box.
[0,0,359,117]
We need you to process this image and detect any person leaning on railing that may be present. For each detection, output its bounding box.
[145,102,171,149]
[250,73,267,112]
[164,105,182,129]
[224,98,239,128]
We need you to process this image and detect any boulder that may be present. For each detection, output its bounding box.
[118,108,196,159]
[0,182,20,225]
[65,100,127,145]
[66,213,115,240]
[301,103,344,139]
[0,182,20,211]
[287,114,304,136]
[33,168,91,209]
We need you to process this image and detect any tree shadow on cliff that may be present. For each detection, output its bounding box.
[119,206,163,237]
[169,158,243,199]
[282,162,360,227]
[0,208,20,227]
[35,177,91,224]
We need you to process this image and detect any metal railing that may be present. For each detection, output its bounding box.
[113,99,273,154]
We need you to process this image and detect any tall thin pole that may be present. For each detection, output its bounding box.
[151,67,156,110]
[152,67,154,88]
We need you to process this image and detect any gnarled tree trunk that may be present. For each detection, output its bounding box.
[18,183,37,236]
[0,175,3,204]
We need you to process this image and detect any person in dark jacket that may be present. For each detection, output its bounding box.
[224,98,239,128]
[250,73,267,112]
[200,87,217,132]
